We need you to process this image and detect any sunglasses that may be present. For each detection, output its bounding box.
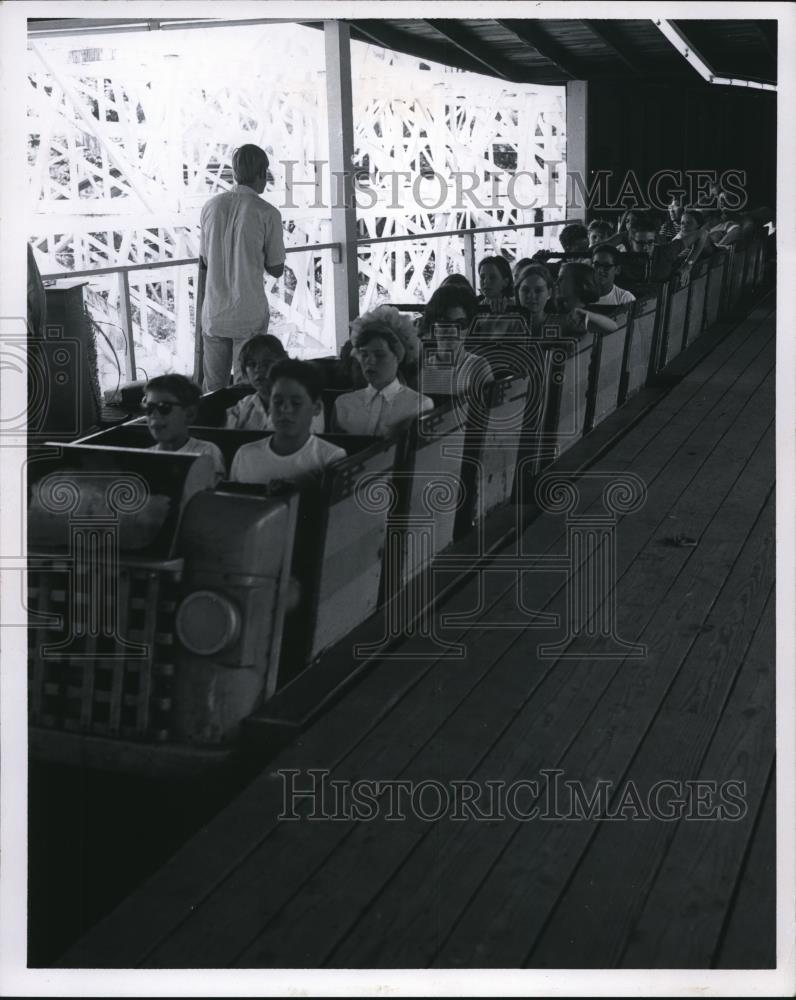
[143,401,185,416]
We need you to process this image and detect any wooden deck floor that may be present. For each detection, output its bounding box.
[60,296,776,970]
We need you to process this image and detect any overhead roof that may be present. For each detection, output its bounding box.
[27,17,777,88]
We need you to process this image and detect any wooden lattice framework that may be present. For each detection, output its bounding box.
[27,25,566,388]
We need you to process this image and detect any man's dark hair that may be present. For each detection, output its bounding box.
[559,223,589,251]
[232,144,270,186]
[587,219,614,239]
[591,244,622,267]
[267,359,324,402]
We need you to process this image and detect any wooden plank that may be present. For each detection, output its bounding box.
[125,326,774,966]
[332,377,775,969]
[704,255,726,328]
[593,324,629,426]
[684,269,708,347]
[142,575,567,967]
[431,450,774,969]
[619,590,775,967]
[523,491,775,967]
[624,300,657,399]
[714,766,777,969]
[59,302,775,968]
[664,283,690,366]
[603,306,773,470]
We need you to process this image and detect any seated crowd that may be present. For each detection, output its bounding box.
[142,194,762,495]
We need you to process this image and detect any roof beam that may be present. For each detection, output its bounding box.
[423,19,512,80]
[348,18,484,76]
[495,19,583,80]
[582,20,646,75]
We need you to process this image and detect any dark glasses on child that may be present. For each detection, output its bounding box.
[143,401,184,416]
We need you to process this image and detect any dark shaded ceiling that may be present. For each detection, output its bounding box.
[339,18,777,87]
[27,18,777,87]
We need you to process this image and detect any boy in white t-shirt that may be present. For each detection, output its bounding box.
[230,360,346,492]
[591,244,636,307]
[145,374,226,483]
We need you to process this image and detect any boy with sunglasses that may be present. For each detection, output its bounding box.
[145,374,226,483]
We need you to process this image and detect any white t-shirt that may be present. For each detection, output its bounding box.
[225,392,325,433]
[597,285,636,307]
[333,379,434,437]
[149,437,226,483]
[199,184,286,339]
[230,434,347,488]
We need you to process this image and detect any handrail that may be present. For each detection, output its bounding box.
[356,217,578,247]
[40,241,342,282]
[40,217,577,282]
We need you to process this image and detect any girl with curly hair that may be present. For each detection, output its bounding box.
[332,306,434,437]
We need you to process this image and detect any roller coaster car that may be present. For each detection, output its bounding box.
[27,428,397,775]
[27,239,770,775]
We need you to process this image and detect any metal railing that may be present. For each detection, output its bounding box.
[40,216,578,382]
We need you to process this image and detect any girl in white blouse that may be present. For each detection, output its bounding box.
[333,306,434,438]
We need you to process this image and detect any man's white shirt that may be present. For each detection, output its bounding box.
[200,184,286,339]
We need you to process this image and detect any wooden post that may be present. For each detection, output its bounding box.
[194,261,206,385]
[463,230,476,288]
[117,270,137,382]
[324,21,359,351]
[565,81,588,219]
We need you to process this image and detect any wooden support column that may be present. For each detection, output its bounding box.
[565,80,588,220]
[324,20,359,350]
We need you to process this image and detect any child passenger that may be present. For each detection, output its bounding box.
[332,306,434,437]
[145,374,226,483]
[230,359,346,491]
[477,255,514,314]
[225,333,326,433]
[421,285,493,396]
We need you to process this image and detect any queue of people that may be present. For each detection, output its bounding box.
[157,143,764,497]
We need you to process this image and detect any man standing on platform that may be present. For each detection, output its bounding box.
[199,144,286,391]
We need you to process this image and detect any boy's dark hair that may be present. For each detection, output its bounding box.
[477,254,514,295]
[559,261,600,305]
[423,284,478,335]
[267,359,324,402]
[232,144,270,186]
[145,373,201,408]
[587,219,614,238]
[559,223,589,251]
[237,333,288,376]
[591,243,623,266]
